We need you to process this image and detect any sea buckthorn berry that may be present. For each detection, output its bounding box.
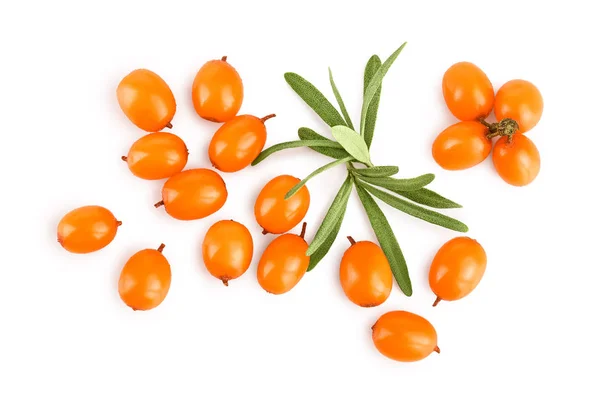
[155,168,228,221]
[192,56,243,123]
[209,114,276,173]
[257,222,309,295]
[432,121,492,170]
[429,236,487,307]
[254,175,310,234]
[492,134,540,187]
[442,61,494,121]
[57,205,121,254]
[117,69,176,132]
[122,132,188,180]
[371,310,440,362]
[494,79,543,134]
[339,237,392,307]
[118,244,171,311]
[202,220,254,286]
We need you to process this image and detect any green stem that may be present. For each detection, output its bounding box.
[285,156,353,199]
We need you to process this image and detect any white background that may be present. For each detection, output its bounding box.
[1,1,599,399]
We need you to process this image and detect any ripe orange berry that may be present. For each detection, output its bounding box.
[192,56,243,123]
[494,79,543,134]
[442,61,494,121]
[339,237,392,307]
[117,69,176,132]
[122,132,188,180]
[257,222,309,295]
[209,114,276,173]
[118,244,171,311]
[432,121,492,170]
[429,236,487,307]
[202,220,254,286]
[155,168,228,220]
[492,135,541,186]
[254,175,310,234]
[57,205,121,254]
[371,311,440,362]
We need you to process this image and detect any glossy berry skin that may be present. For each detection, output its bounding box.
[494,79,543,134]
[209,114,275,173]
[122,132,188,180]
[429,237,487,306]
[372,311,439,362]
[118,244,171,311]
[492,135,541,186]
[117,69,176,132]
[156,168,228,220]
[202,220,254,286]
[339,238,392,307]
[442,62,494,121]
[57,205,121,254]
[257,223,309,295]
[254,175,310,234]
[192,56,243,123]
[432,121,492,170]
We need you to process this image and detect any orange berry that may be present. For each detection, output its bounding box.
[442,62,494,121]
[372,311,439,362]
[429,236,487,307]
[492,135,541,186]
[254,175,310,234]
[209,114,275,172]
[117,69,176,132]
[339,237,392,307]
[202,220,254,286]
[432,121,492,170]
[57,205,121,254]
[118,244,171,311]
[494,79,543,134]
[257,222,309,295]
[122,131,188,180]
[192,56,243,123]
[155,168,228,221]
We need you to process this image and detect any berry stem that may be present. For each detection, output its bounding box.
[116,221,123,227]
[154,200,164,208]
[432,296,442,307]
[222,279,229,287]
[347,236,356,245]
[299,222,307,239]
[121,156,127,162]
[434,346,441,354]
[262,228,268,235]
[260,114,276,123]
[157,243,165,253]
[221,56,228,62]
[165,122,173,129]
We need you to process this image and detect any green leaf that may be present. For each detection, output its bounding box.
[306,174,354,256]
[360,42,407,135]
[306,179,351,271]
[331,125,372,166]
[363,55,382,148]
[393,188,462,209]
[285,156,353,200]
[284,72,346,127]
[297,127,351,159]
[251,140,344,166]
[355,183,412,296]
[351,165,399,178]
[328,68,355,130]
[355,173,434,192]
[358,182,468,232]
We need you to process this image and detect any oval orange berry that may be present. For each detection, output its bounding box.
[254,175,310,234]
[442,61,494,121]
[494,79,543,134]
[57,205,121,254]
[122,131,188,180]
[432,121,492,170]
[492,135,541,186]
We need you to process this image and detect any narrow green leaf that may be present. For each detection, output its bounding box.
[306,180,351,271]
[359,182,468,232]
[252,140,344,166]
[356,173,434,192]
[363,55,382,148]
[360,42,407,135]
[284,72,346,127]
[394,188,462,209]
[328,68,355,130]
[306,174,354,256]
[351,165,399,178]
[355,184,412,296]
[285,156,353,200]
[298,127,351,159]
[298,128,350,160]
[331,125,372,166]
